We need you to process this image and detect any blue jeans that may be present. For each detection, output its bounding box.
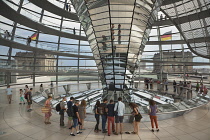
[101,115,107,131]
[73,118,78,128]
[95,114,100,130]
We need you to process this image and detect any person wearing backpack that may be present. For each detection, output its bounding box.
[100,98,108,133]
[114,97,125,135]
[94,100,101,133]
[67,97,74,129]
[44,96,52,124]
[60,97,67,127]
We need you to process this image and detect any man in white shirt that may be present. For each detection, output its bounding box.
[6,85,12,104]
[114,97,125,135]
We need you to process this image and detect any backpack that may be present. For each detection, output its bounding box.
[67,106,74,117]
[55,102,61,112]
[67,101,74,117]
[98,104,106,115]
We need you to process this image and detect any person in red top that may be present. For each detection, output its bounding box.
[203,86,208,95]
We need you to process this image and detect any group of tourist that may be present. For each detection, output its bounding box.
[196,81,208,95]
[173,80,192,93]
[145,78,171,92]
[3,30,11,39]
[172,80,208,96]
[144,78,153,90]
[42,96,159,136]
[6,84,160,136]
[21,85,33,112]
[5,85,33,112]
[2,29,32,45]
[43,96,87,136]
[93,98,159,136]
[42,96,158,136]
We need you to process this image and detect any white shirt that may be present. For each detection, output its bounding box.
[114,101,125,116]
[6,88,12,95]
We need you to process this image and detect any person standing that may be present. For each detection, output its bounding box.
[100,98,108,133]
[164,79,168,91]
[94,100,101,133]
[179,81,183,94]
[145,78,149,89]
[40,84,44,93]
[60,97,67,127]
[150,78,153,89]
[129,102,141,135]
[114,97,125,135]
[44,96,52,124]
[24,85,29,93]
[144,78,147,88]
[149,100,159,132]
[157,80,161,91]
[24,85,29,103]
[65,3,69,11]
[68,4,71,12]
[19,89,25,104]
[73,27,76,35]
[203,86,208,96]
[27,88,33,112]
[27,36,31,46]
[107,100,115,136]
[187,81,192,98]
[50,81,53,87]
[78,99,87,130]
[187,81,192,90]
[200,83,204,94]
[160,14,163,20]
[195,81,200,92]
[4,30,10,39]
[173,80,177,92]
[6,85,12,104]
[70,100,82,136]
[67,97,74,129]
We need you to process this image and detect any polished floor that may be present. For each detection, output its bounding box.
[0,85,210,140]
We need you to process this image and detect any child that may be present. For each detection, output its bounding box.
[19,89,25,104]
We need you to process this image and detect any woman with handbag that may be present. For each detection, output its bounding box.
[44,96,52,124]
[149,100,159,132]
[129,102,142,135]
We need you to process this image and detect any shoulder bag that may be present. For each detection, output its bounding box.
[134,107,142,122]
[114,102,119,116]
